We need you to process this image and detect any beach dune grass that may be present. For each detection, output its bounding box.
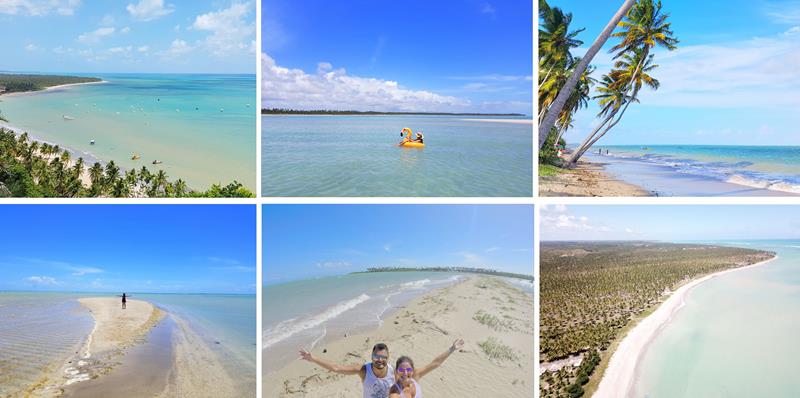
[478,337,519,362]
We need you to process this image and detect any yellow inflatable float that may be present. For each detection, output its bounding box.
[398,127,425,148]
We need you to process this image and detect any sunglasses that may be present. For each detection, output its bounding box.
[398,367,414,373]
[372,354,388,360]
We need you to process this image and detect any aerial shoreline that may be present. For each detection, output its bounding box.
[594,255,779,398]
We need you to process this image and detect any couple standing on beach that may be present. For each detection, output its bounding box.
[300,338,464,398]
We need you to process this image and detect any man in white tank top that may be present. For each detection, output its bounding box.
[299,343,395,398]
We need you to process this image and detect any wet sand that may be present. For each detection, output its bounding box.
[539,160,653,197]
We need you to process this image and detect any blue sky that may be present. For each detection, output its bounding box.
[0,205,256,294]
[263,205,534,284]
[542,204,800,241]
[263,0,532,114]
[1,0,255,73]
[549,0,800,145]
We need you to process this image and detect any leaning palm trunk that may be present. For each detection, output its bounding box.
[566,51,648,165]
[563,108,619,165]
[538,0,636,150]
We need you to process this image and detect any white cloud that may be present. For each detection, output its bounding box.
[191,1,255,57]
[138,45,149,53]
[78,27,115,45]
[540,205,612,233]
[120,26,131,34]
[485,246,502,253]
[25,276,59,285]
[315,261,352,269]
[69,266,103,276]
[25,43,39,51]
[262,53,472,112]
[576,29,800,109]
[764,1,800,24]
[0,0,80,16]
[127,0,174,21]
[161,39,192,57]
[100,14,115,25]
[383,243,392,252]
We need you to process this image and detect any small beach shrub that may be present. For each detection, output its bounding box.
[473,310,514,331]
[478,337,518,362]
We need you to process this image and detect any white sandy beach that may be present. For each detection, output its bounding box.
[264,276,534,397]
[0,80,108,99]
[593,256,778,398]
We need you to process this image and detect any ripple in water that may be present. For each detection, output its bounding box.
[0,294,93,396]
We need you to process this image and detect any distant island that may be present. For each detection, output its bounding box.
[262,108,526,117]
[354,266,533,281]
[0,74,102,95]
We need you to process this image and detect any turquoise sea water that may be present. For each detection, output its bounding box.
[599,145,800,195]
[262,115,533,196]
[0,292,255,394]
[0,74,256,190]
[633,241,800,397]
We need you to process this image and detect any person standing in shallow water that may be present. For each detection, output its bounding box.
[122,293,127,309]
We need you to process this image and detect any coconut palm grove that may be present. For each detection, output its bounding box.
[0,129,253,198]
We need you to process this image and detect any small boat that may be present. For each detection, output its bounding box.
[152,160,163,165]
[131,154,141,160]
[63,115,75,120]
[89,139,95,145]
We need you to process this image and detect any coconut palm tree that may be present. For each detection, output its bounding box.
[539,0,637,149]
[566,50,660,164]
[564,0,677,164]
[539,2,584,90]
[173,179,188,197]
[88,162,104,195]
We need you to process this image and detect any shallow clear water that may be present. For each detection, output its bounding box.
[262,115,533,196]
[0,292,255,395]
[138,294,256,377]
[633,241,800,397]
[600,145,800,194]
[0,292,93,396]
[0,74,256,190]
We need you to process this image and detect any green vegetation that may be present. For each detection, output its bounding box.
[539,163,562,177]
[539,241,774,398]
[478,337,519,362]
[356,267,533,281]
[538,0,678,167]
[0,129,253,197]
[262,108,526,116]
[0,74,101,94]
[473,310,514,332]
